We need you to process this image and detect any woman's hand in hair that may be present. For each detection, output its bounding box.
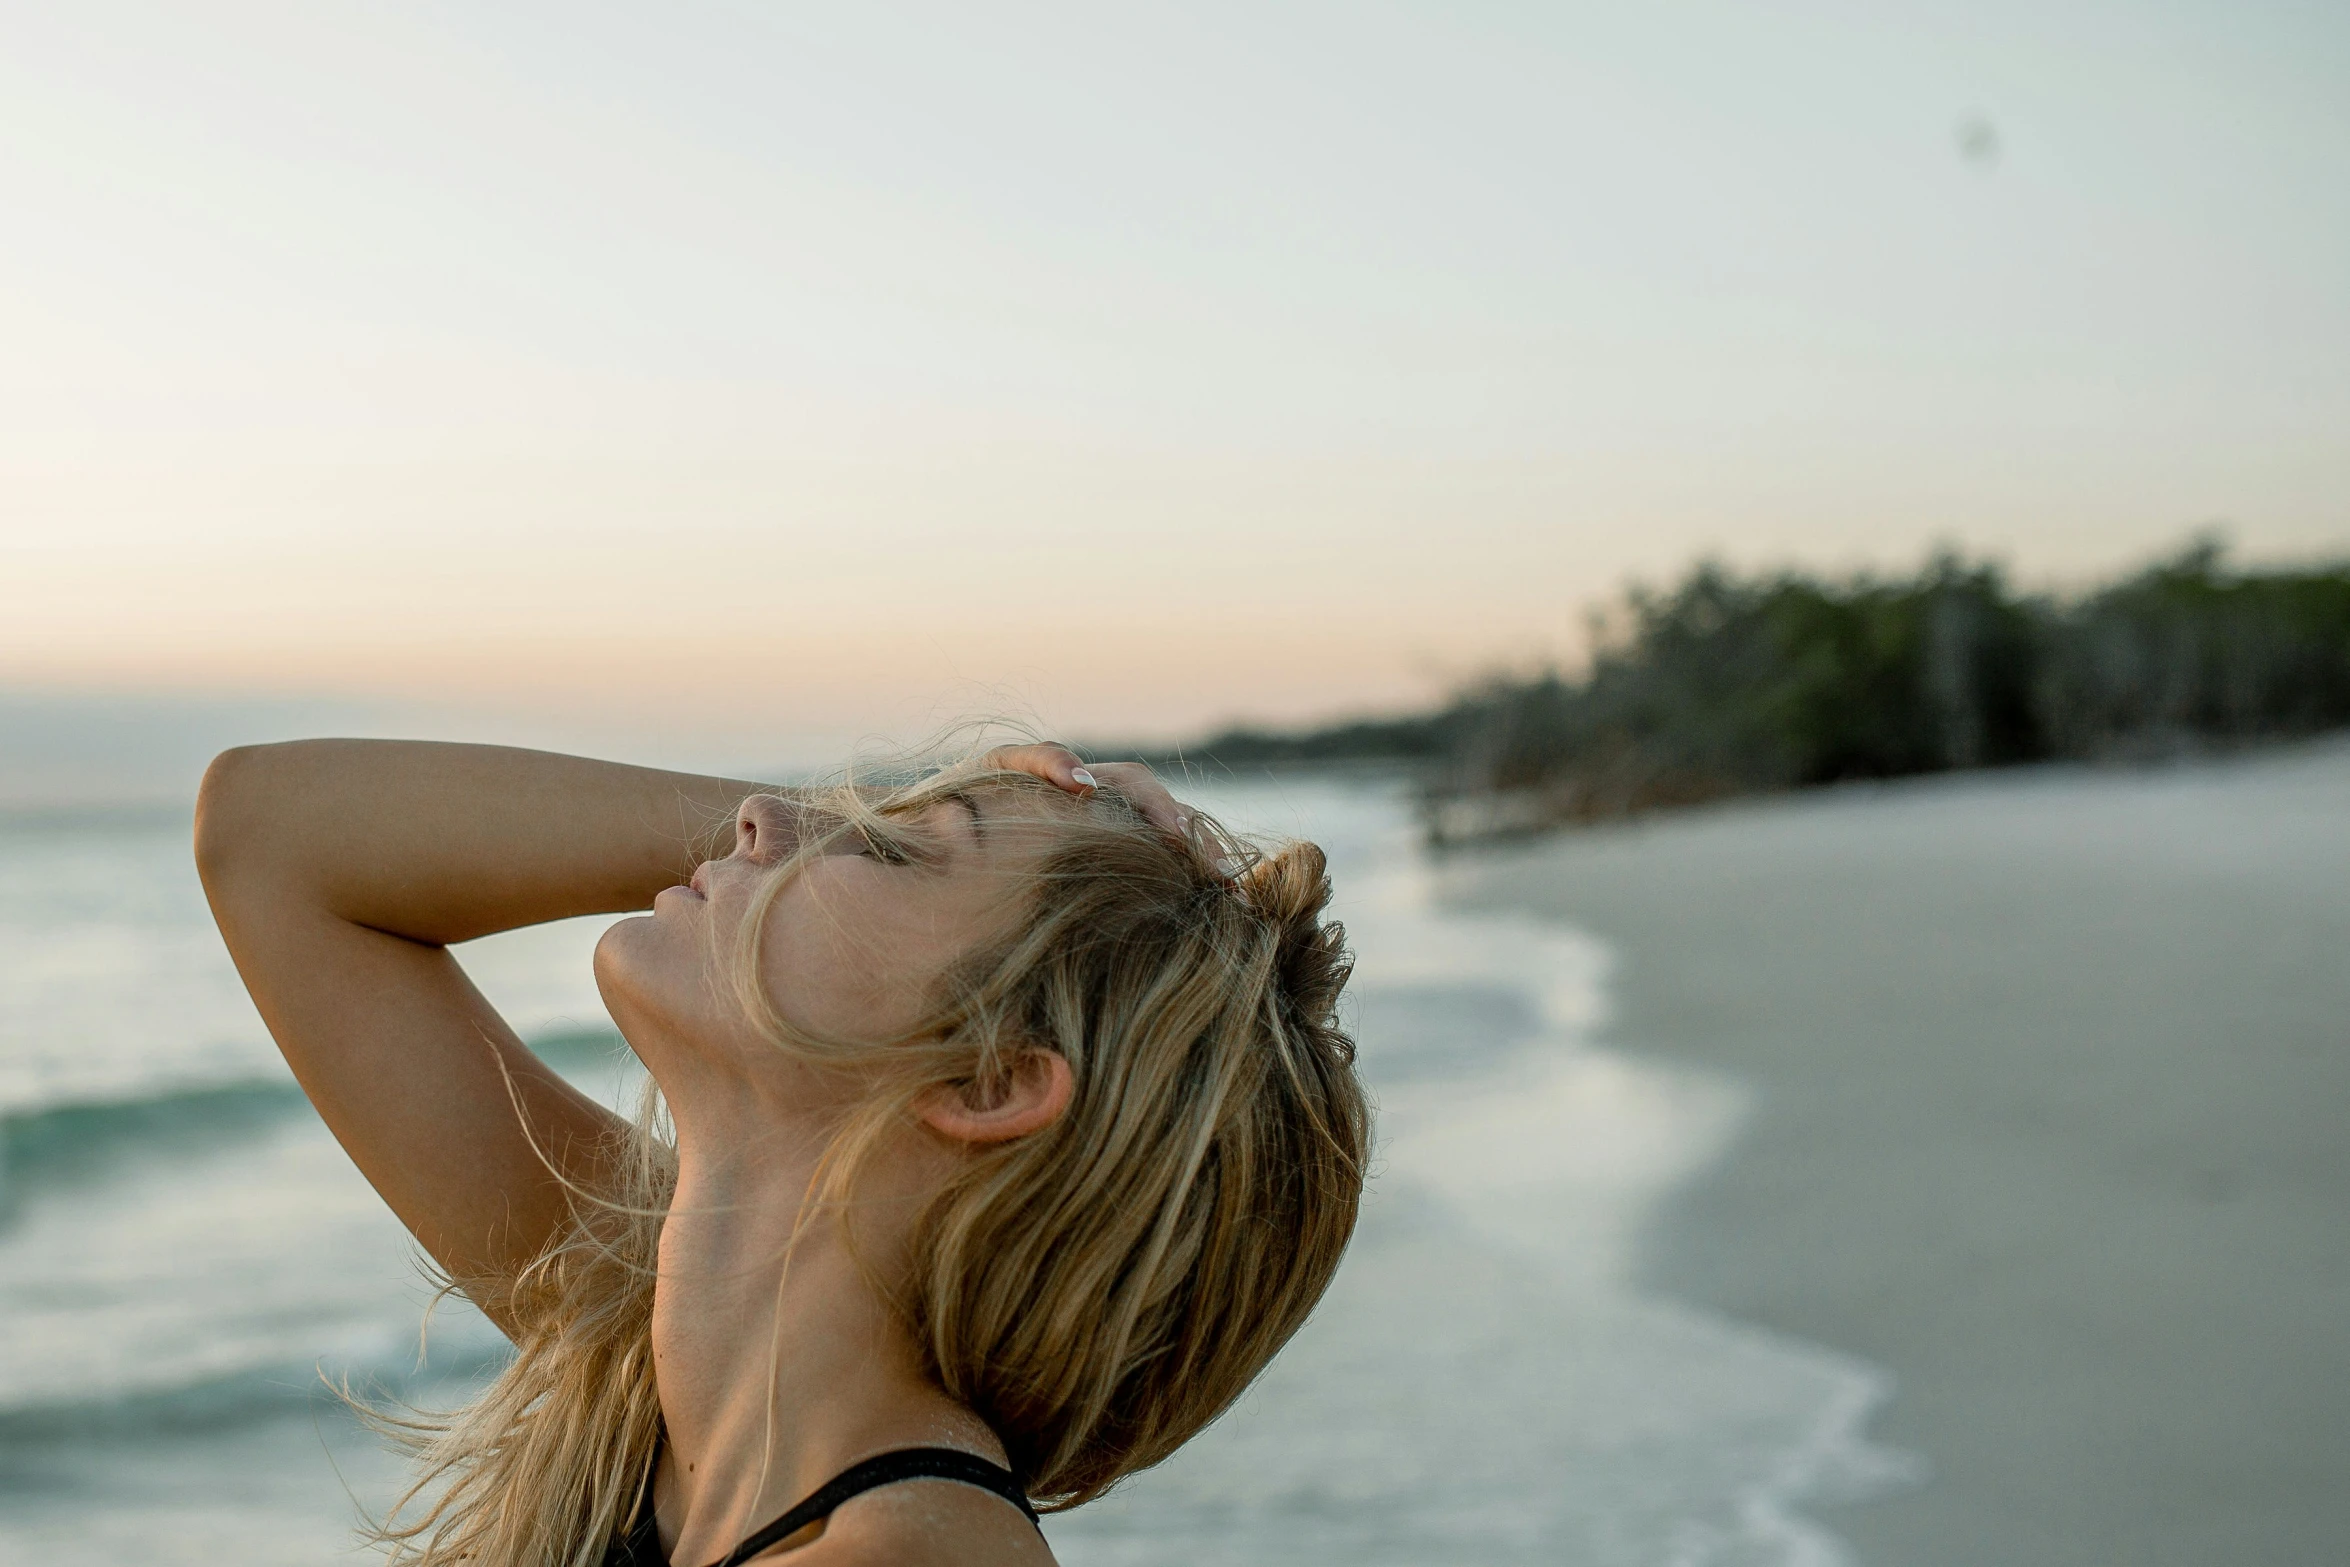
[984,744,1191,838]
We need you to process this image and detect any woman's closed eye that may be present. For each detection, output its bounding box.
[854,824,950,868]
[844,798,975,869]
[854,828,911,864]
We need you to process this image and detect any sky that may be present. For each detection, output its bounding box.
[2,0,2346,780]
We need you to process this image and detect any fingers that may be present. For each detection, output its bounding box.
[980,746,1189,840]
[1080,762,1190,840]
[982,743,1096,793]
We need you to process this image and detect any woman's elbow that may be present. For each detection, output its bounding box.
[193,743,283,889]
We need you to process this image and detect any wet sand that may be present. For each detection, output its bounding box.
[1452,740,2350,1566]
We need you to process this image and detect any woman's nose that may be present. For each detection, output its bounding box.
[735,794,795,863]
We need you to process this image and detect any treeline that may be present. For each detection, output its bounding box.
[1172,540,2350,839]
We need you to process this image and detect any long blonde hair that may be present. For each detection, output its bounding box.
[367,761,1370,1564]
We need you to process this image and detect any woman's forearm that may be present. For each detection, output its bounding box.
[195,739,775,945]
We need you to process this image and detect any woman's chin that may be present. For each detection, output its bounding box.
[592,911,645,971]
[591,917,666,1026]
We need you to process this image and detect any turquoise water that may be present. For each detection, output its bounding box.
[0,777,1908,1565]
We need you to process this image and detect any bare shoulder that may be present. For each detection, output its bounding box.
[781,1479,1056,1566]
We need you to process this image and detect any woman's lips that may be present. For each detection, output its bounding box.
[656,866,710,907]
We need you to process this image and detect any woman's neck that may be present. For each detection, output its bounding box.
[647,1101,1000,1565]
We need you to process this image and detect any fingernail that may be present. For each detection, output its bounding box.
[1070,768,1098,789]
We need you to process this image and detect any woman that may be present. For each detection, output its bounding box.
[194,738,1368,1566]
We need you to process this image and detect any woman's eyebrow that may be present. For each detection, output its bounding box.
[947,792,986,846]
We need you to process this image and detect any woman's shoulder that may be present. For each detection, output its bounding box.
[782,1478,1056,1567]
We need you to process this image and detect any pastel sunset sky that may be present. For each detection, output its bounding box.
[4,0,2345,776]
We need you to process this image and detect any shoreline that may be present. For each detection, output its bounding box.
[1448,739,2350,1566]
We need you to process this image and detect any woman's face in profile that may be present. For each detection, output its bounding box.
[594,790,1050,1070]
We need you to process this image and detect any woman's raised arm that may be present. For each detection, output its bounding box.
[193,740,772,1324]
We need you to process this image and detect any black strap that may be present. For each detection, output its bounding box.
[705,1447,1038,1567]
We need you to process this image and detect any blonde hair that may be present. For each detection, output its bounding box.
[366,762,1369,1565]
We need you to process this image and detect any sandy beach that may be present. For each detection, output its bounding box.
[1455,739,2350,1565]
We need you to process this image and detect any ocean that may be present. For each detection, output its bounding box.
[0,775,1912,1565]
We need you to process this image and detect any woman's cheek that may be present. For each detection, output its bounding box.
[766,936,925,1043]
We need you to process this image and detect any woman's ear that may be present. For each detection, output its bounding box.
[916,1047,1074,1145]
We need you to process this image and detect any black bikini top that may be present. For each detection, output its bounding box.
[606,1446,1040,1567]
